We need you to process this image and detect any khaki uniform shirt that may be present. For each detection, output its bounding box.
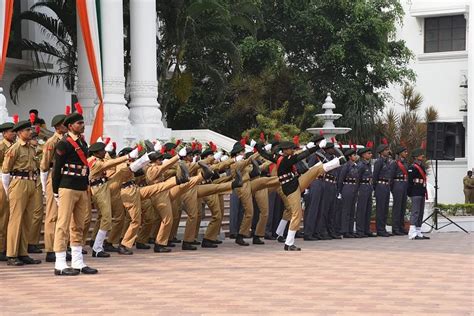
[2,139,38,173]
[0,139,13,167]
[40,132,62,172]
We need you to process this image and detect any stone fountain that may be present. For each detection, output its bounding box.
[307,93,351,140]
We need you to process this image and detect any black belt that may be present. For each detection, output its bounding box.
[90,177,108,187]
[121,180,136,189]
[10,170,38,180]
[394,176,407,181]
[343,179,357,184]
[324,174,336,181]
[377,179,390,185]
[360,179,372,184]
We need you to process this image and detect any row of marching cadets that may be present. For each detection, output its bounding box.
[229,134,430,247]
[0,104,429,276]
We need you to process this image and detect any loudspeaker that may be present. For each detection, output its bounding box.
[426,122,464,160]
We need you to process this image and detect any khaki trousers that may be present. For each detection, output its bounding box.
[121,178,177,248]
[107,178,126,244]
[253,188,269,237]
[203,194,222,241]
[287,164,325,232]
[151,192,173,246]
[53,188,89,252]
[0,183,9,253]
[81,190,92,245]
[29,185,44,245]
[136,198,157,244]
[6,179,36,257]
[44,173,58,252]
[91,183,113,232]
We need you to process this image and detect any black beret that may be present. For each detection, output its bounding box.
[63,112,84,126]
[324,142,335,149]
[163,142,176,151]
[51,114,66,127]
[89,142,106,153]
[12,120,31,132]
[279,141,297,150]
[162,153,173,159]
[118,147,133,157]
[412,148,424,157]
[376,144,388,153]
[358,147,372,155]
[344,148,356,157]
[311,135,325,143]
[201,148,214,159]
[230,142,245,156]
[394,146,407,155]
[0,122,14,132]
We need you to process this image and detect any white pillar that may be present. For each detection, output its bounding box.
[129,0,171,140]
[99,0,132,148]
[467,6,474,170]
[76,13,95,142]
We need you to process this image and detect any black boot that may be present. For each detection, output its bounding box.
[154,244,172,253]
[104,242,119,252]
[7,257,24,266]
[45,252,56,262]
[92,250,110,258]
[235,234,249,246]
[147,238,155,245]
[231,170,243,189]
[198,161,214,180]
[118,244,133,255]
[0,251,7,261]
[19,256,41,264]
[170,237,182,244]
[249,159,261,178]
[277,236,286,243]
[166,241,176,247]
[182,242,197,251]
[27,244,42,254]
[190,240,201,245]
[252,236,265,245]
[284,244,301,251]
[176,162,190,184]
[136,242,151,250]
[264,233,276,240]
[201,239,218,248]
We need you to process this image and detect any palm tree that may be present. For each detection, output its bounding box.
[9,0,76,104]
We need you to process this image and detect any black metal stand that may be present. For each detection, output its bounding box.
[422,159,469,234]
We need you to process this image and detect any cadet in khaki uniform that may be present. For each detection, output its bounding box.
[27,127,45,254]
[116,147,188,255]
[87,142,131,257]
[52,107,97,276]
[39,114,67,262]
[257,139,344,250]
[2,119,41,266]
[0,122,15,262]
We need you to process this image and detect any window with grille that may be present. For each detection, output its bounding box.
[424,15,466,53]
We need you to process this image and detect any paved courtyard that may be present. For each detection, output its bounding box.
[1,232,473,315]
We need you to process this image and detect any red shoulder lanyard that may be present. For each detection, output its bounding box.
[397,160,408,178]
[413,163,428,199]
[66,136,88,166]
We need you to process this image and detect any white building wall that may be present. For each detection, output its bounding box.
[387,0,471,203]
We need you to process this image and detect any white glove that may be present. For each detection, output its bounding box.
[250,139,256,147]
[244,146,253,154]
[319,138,327,149]
[337,193,342,200]
[54,193,59,204]
[38,139,45,145]
[264,143,272,151]
[221,155,229,162]
[128,147,139,159]
[192,156,198,163]
[40,171,49,194]
[154,141,162,152]
[2,173,10,193]
[235,155,244,162]
[163,159,169,163]
[213,151,222,161]
[130,153,151,172]
[178,147,187,157]
[306,142,315,149]
[105,141,114,152]
[96,137,103,143]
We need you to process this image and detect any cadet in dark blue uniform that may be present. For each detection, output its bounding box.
[389,146,409,235]
[407,148,430,240]
[355,146,376,237]
[337,148,360,238]
[318,142,341,239]
[373,142,393,237]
